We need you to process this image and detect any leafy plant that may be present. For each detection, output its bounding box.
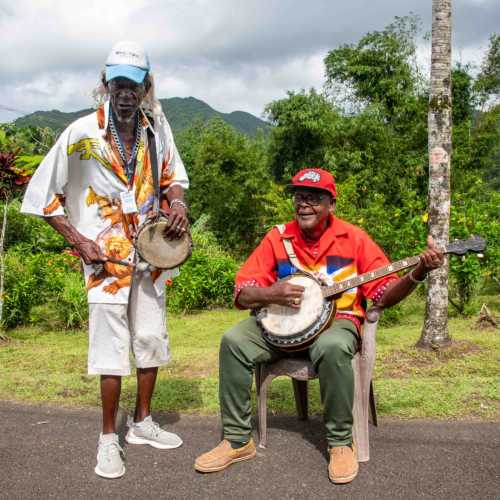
[167,221,238,313]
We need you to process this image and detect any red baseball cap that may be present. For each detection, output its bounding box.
[289,168,337,199]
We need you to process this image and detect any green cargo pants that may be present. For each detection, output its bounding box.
[219,316,358,448]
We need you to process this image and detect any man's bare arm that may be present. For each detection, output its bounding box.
[376,236,444,309]
[44,215,106,265]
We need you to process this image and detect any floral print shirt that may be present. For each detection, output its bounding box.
[21,101,189,304]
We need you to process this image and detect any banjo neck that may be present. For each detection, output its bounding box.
[321,254,421,299]
[318,234,486,299]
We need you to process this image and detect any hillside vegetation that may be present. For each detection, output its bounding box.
[14,96,270,137]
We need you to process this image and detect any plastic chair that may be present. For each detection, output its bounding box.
[255,309,380,462]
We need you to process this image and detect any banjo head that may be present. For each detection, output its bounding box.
[136,219,192,269]
[257,274,334,350]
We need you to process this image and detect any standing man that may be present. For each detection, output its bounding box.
[22,41,189,478]
[195,168,443,484]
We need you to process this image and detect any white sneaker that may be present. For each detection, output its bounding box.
[95,433,125,479]
[125,416,183,449]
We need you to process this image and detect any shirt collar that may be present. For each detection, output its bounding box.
[281,214,347,240]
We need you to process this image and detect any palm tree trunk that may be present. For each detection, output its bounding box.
[417,0,453,348]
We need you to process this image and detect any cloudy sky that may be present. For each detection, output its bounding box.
[0,0,497,123]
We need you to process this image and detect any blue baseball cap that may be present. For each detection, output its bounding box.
[105,41,150,84]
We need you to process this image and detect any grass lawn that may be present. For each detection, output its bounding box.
[0,296,498,419]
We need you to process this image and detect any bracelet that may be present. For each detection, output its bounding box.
[408,269,427,284]
[169,198,188,210]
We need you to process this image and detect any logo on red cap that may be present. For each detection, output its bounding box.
[290,168,337,199]
[298,171,321,183]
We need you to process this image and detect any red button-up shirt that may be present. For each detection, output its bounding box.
[235,215,398,330]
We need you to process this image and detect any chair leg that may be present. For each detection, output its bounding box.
[352,354,370,462]
[292,379,308,420]
[369,381,378,427]
[257,369,274,449]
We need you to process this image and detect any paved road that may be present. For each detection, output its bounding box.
[1,401,499,499]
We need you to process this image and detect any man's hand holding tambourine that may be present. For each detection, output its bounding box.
[163,199,189,239]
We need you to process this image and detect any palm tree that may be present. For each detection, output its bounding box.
[418,0,453,348]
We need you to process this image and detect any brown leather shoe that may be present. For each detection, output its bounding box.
[328,444,359,484]
[194,439,256,473]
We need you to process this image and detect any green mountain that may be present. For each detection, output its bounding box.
[14,97,270,137]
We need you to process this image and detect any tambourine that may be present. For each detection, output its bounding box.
[135,216,192,270]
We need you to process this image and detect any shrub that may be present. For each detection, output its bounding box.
[2,249,82,328]
[2,200,67,253]
[55,272,88,329]
[167,219,238,313]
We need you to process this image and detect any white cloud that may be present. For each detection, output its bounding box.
[0,0,497,122]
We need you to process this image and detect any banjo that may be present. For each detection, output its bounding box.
[256,236,486,352]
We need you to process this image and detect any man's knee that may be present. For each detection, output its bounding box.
[220,319,254,355]
[312,330,356,363]
[221,317,257,346]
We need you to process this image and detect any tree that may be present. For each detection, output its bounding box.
[264,89,338,182]
[324,15,424,120]
[418,0,453,348]
[474,34,500,107]
[176,118,271,256]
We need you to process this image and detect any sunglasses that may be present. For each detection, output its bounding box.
[292,192,330,206]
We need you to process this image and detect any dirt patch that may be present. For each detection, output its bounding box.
[475,304,499,330]
[379,340,481,378]
[467,397,500,418]
[56,388,92,398]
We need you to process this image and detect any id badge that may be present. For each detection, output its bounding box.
[120,189,138,214]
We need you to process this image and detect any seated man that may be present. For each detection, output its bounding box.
[195,168,443,484]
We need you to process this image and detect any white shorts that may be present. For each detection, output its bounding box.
[88,273,169,376]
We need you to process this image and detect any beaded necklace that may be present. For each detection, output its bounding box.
[109,109,142,183]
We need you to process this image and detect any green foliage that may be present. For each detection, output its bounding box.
[324,15,422,117]
[0,124,52,204]
[56,272,88,328]
[265,89,339,181]
[178,119,272,255]
[3,249,82,328]
[474,33,500,104]
[0,123,55,156]
[452,65,474,124]
[2,200,68,252]
[167,218,238,313]
[448,185,500,315]
[27,271,88,331]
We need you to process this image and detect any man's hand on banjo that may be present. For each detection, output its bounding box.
[268,281,306,309]
[238,281,305,309]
